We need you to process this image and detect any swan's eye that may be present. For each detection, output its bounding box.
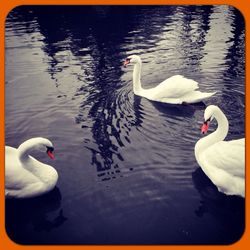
[125,58,131,63]
[205,117,211,123]
[46,146,54,152]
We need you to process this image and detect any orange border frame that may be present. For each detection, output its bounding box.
[0,0,248,249]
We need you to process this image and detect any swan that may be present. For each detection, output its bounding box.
[194,105,245,197]
[123,55,216,104]
[5,137,58,199]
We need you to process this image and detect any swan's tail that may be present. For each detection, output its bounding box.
[198,91,217,100]
[181,91,217,104]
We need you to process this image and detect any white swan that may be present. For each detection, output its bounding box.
[123,55,216,104]
[5,137,58,199]
[195,105,245,197]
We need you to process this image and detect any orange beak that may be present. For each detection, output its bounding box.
[123,58,130,68]
[201,121,209,134]
[47,149,55,159]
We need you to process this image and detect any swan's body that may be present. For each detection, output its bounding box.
[5,137,58,199]
[195,105,245,197]
[123,55,216,104]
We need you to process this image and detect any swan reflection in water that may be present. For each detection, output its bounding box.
[5,187,67,243]
[151,101,206,118]
[76,88,144,181]
[192,168,244,243]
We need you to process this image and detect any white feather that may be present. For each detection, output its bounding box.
[195,106,245,197]
[5,138,58,199]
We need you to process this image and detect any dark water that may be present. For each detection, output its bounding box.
[5,5,245,245]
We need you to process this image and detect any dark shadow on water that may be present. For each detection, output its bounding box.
[151,100,206,118]
[5,187,67,244]
[192,168,245,244]
[223,7,245,80]
[80,92,144,182]
[174,5,213,73]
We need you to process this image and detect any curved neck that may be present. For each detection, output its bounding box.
[195,110,229,160]
[132,62,143,94]
[18,138,49,160]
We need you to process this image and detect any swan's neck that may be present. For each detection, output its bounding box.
[195,110,229,162]
[132,62,143,94]
[16,138,57,190]
[18,138,48,161]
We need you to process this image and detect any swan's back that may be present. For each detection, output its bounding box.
[143,75,199,103]
[200,138,245,197]
[202,138,245,178]
[153,75,199,99]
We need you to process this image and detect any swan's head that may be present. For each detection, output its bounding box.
[46,145,55,160]
[123,55,141,67]
[201,105,220,134]
[18,137,55,160]
[38,138,55,159]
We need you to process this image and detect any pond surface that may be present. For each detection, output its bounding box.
[5,5,245,245]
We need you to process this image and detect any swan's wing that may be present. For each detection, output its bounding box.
[203,138,245,178]
[152,75,199,99]
[5,147,41,190]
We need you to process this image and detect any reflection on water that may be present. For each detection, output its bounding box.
[5,188,67,244]
[192,168,244,243]
[5,5,245,244]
